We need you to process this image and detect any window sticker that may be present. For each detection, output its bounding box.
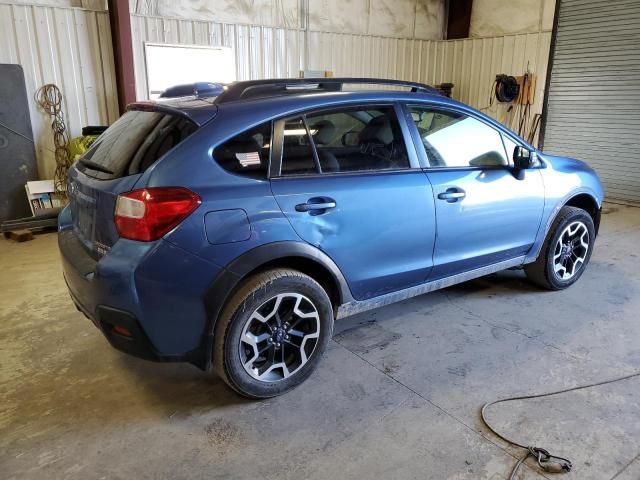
[235,151,261,167]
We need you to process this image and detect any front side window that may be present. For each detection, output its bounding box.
[213,122,271,179]
[501,134,519,164]
[408,106,509,168]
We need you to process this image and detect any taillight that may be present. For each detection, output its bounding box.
[115,187,201,241]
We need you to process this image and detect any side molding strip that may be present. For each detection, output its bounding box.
[337,256,526,319]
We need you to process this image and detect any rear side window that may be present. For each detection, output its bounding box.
[76,110,197,180]
[213,122,271,179]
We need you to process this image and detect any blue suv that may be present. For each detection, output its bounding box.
[59,78,604,398]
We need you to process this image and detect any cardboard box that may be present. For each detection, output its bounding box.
[25,180,66,216]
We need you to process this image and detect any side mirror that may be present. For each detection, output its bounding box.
[513,146,536,169]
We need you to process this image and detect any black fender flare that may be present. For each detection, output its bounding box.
[197,241,353,369]
[526,191,601,264]
[555,192,602,236]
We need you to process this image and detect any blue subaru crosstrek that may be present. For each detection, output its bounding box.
[59,78,604,398]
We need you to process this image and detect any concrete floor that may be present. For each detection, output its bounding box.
[1,204,639,480]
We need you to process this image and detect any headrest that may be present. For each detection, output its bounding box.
[359,115,394,145]
[310,120,336,145]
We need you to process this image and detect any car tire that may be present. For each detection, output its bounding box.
[213,269,334,399]
[525,206,595,290]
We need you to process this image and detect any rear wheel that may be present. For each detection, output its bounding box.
[525,206,595,290]
[213,269,333,398]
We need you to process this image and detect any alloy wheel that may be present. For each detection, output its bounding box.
[239,293,320,382]
[553,221,589,281]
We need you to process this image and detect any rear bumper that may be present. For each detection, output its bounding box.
[67,289,161,362]
[59,228,223,368]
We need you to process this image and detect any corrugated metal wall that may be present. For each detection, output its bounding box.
[0,3,118,179]
[131,14,550,145]
[308,30,551,143]
[542,0,640,205]
[434,32,552,145]
[0,5,550,180]
[130,15,306,99]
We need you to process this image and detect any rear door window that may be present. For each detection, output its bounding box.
[76,110,197,180]
[277,106,410,176]
[306,106,410,173]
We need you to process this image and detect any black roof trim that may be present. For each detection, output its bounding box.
[215,77,440,103]
[127,100,217,126]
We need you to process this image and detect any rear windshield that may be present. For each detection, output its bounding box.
[76,110,197,180]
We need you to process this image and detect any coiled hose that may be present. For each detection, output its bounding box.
[35,84,71,195]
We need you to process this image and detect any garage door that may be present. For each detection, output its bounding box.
[541,0,640,205]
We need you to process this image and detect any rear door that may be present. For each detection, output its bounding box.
[270,104,436,301]
[68,109,198,254]
[404,104,544,279]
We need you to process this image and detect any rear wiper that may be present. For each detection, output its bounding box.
[78,158,114,174]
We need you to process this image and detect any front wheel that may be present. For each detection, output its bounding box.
[525,206,595,290]
[213,269,333,398]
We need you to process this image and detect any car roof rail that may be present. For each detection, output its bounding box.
[215,77,440,103]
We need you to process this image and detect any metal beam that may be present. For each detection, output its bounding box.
[538,0,562,151]
[108,0,136,114]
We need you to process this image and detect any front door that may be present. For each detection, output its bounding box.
[405,104,545,279]
[270,104,436,300]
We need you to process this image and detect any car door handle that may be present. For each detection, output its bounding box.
[437,188,466,202]
[295,198,337,213]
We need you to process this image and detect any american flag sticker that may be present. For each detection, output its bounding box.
[235,151,261,167]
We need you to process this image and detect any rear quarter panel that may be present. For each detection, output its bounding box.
[134,114,300,268]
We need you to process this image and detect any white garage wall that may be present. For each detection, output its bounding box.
[130,14,306,98]
[0,2,118,179]
[308,30,552,146]
[439,31,552,145]
[0,2,551,180]
[130,14,551,145]
[307,30,551,147]
[130,0,446,40]
[470,0,556,37]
